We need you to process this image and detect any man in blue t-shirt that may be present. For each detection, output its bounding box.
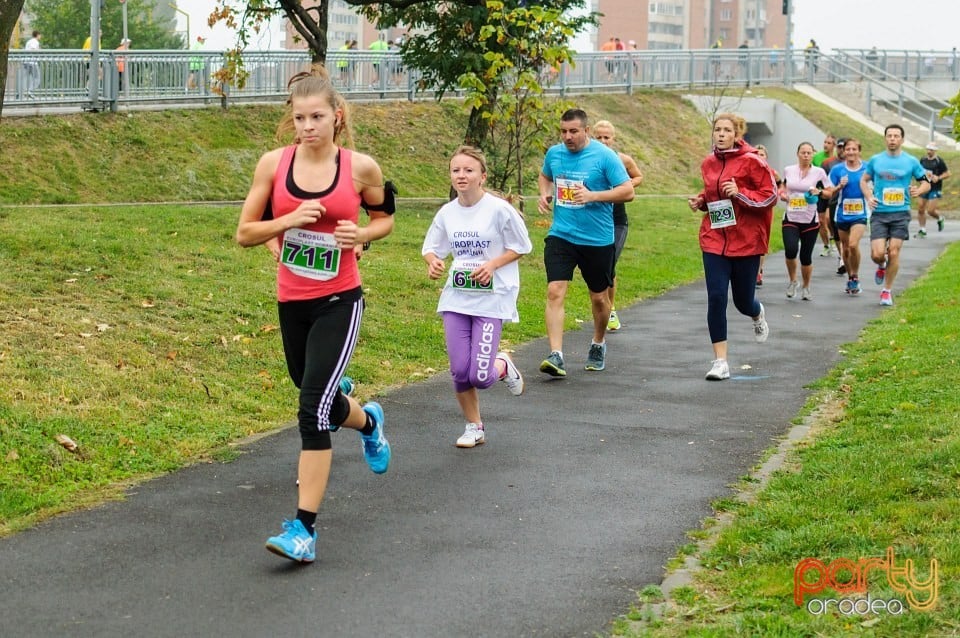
[536,108,634,376]
[860,124,930,306]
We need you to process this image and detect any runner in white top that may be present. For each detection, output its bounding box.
[422,146,533,448]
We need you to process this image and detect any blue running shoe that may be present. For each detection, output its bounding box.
[265,519,316,563]
[360,401,390,474]
[328,376,356,433]
[874,259,887,286]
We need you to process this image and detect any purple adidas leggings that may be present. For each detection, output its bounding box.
[442,312,503,393]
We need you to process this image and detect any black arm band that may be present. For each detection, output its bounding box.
[362,180,397,215]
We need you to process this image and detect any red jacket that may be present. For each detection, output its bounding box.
[695,142,776,257]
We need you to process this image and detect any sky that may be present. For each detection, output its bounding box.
[785,0,956,53]
[179,0,959,53]
[175,1,285,51]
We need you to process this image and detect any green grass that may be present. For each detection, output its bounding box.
[0,196,709,534]
[615,245,960,636]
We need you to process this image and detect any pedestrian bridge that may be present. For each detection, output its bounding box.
[5,47,957,141]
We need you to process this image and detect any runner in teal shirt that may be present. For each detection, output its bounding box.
[860,124,930,306]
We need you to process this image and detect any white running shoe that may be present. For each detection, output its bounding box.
[753,303,769,343]
[496,352,524,396]
[786,280,799,299]
[801,287,812,301]
[705,358,730,381]
[456,423,485,448]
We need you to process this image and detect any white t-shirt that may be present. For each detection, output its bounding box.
[25,37,40,64]
[421,192,533,322]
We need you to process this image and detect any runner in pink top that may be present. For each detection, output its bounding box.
[235,68,396,564]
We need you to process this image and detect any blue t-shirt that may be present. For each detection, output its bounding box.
[864,151,926,214]
[827,161,868,222]
[541,140,630,246]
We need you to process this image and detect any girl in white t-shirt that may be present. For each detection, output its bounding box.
[422,146,533,448]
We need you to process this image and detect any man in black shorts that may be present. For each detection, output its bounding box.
[537,109,635,376]
[917,142,949,237]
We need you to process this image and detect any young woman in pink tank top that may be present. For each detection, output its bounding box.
[235,67,396,564]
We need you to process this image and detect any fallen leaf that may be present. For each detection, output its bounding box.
[65,278,78,283]
[96,323,110,332]
[79,332,94,338]
[141,301,155,308]
[166,350,178,360]
[232,334,242,342]
[219,335,228,347]
[116,358,126,370]
[260,324,278,333]
[55,434,79,452]
[380,360,392,368]
[6,449,19,461]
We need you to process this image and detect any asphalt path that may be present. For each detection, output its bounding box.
[1,225,954,638]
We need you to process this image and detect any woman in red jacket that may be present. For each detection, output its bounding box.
[688,113,777,380]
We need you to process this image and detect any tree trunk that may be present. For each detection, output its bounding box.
[279,0,329,66]
[0,0,27,120]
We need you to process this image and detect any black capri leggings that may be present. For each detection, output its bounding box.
[782,220,820,266]
[278,287,364,451]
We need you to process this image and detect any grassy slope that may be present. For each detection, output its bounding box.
[0,92,709,205]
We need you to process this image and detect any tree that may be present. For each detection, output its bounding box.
[26,0,182,50]
[942,95,960,142]
[208,0,595,157]
[357,0,595,149]
[209,0,330,92]
[457,1,581,201]
[0,0,27,119]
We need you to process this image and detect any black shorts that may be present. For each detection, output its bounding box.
[543,235,614,293]
[836,219,867,233]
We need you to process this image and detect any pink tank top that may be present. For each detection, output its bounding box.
[271,145,362,301]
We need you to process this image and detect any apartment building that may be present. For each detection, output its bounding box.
[286,0,786,53]
[595,0,786,50]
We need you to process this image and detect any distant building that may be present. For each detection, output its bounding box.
[284,0,787,53]
[595,0,787,51]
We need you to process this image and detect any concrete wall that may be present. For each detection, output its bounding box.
[683,95,825,173]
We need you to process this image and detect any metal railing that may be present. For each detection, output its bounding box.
[5,48,958,132]
[827,51,954,141]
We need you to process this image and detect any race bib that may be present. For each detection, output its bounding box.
[707,199,736,229]
[281,229,341,281]
[881,187,905,207]
[787,195,808,213]
[555,177,585,209]
[450,261,493,293]
[841,198,865,216]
